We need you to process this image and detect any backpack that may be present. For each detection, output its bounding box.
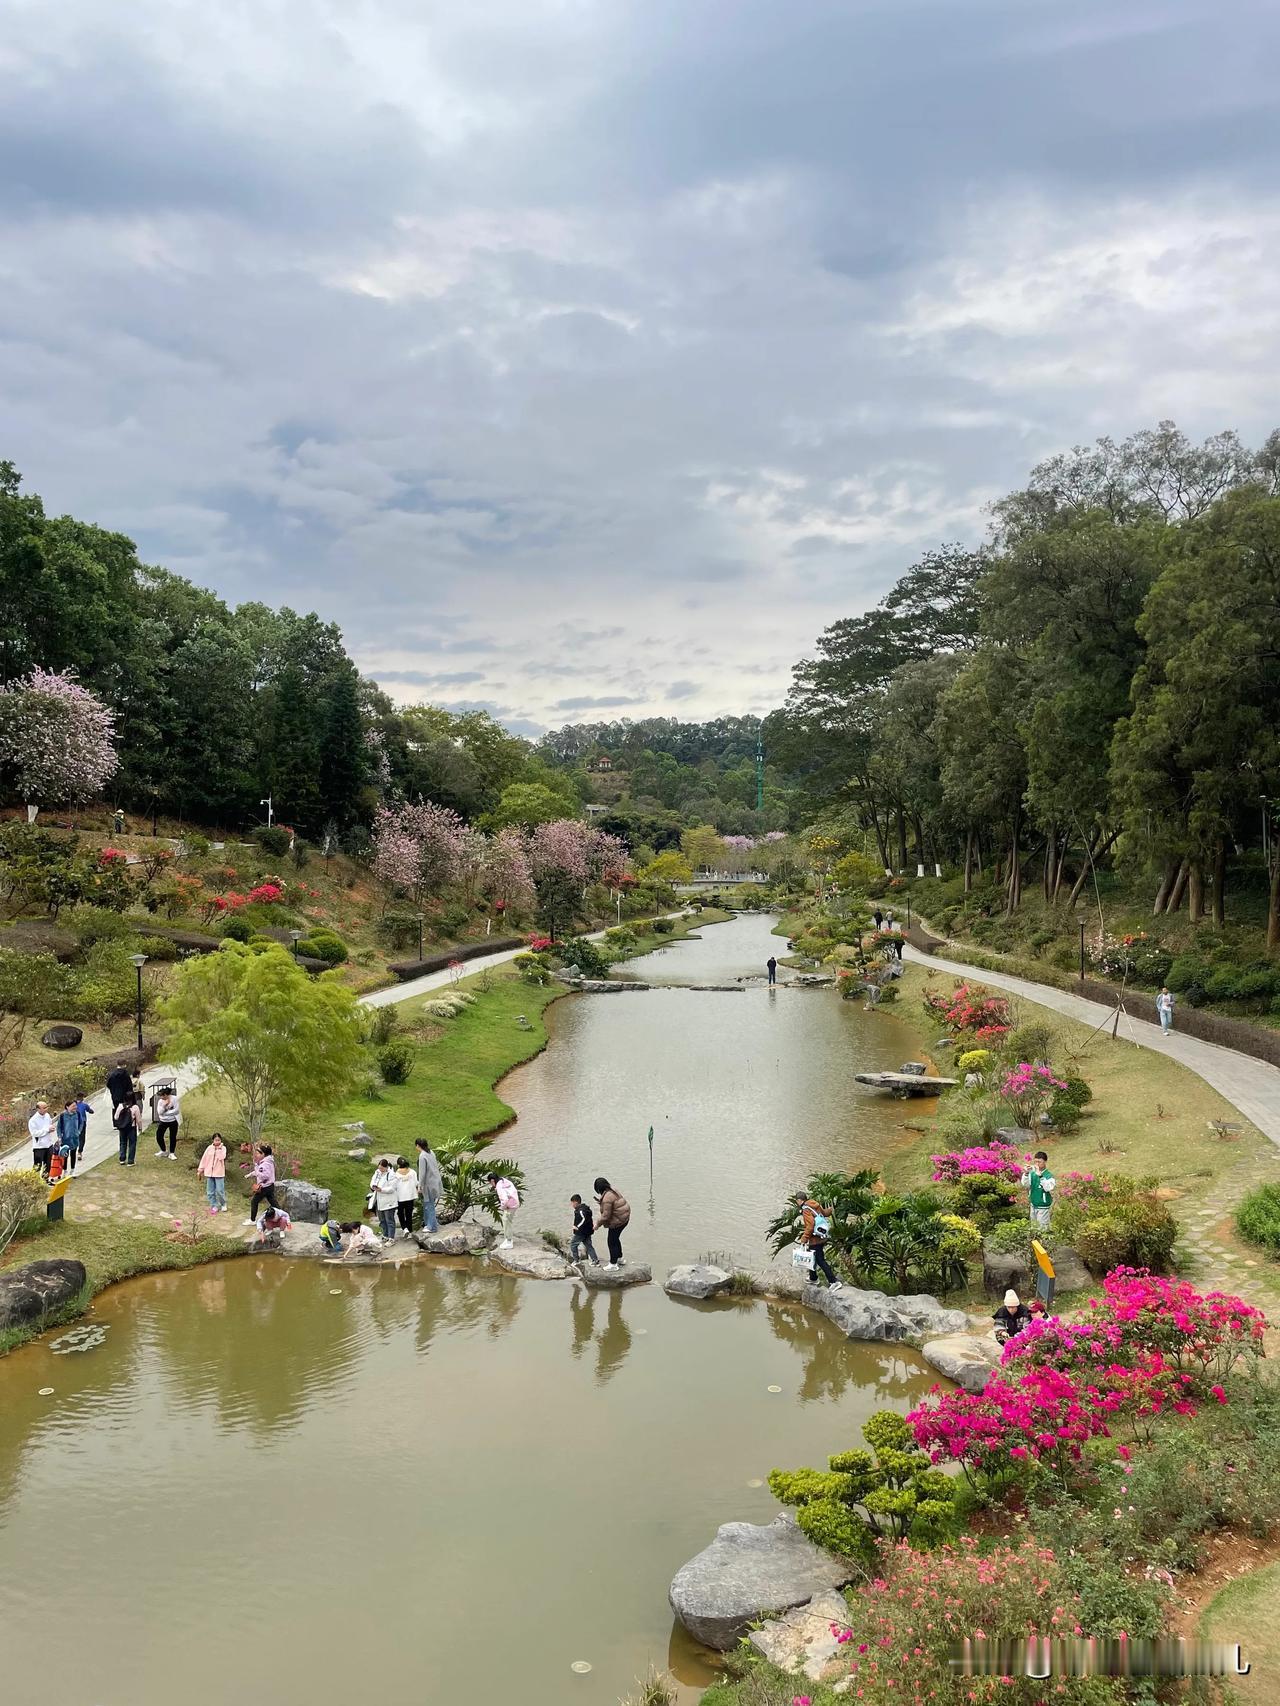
[810,1207,832,1239]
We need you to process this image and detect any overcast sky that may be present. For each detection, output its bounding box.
[3,1,1277,737]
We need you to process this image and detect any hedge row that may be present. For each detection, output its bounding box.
[387,937,526,981]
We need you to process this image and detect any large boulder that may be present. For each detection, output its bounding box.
[489,1237,575,1280]
[921,1333,1000,1394]
[0,1259,87,1328]
[415,1218,495,1256]
[813,1285,966,1343]
[41,1024,83,1050]
[273,1179,331,1224]
[664,1264,732,1300]
[747,1589,852,1679]
[982,1249,1031,1298]
[881,1291,969,1339]
[670,1515,855,1650]
[579,1262,652,1289]
[1051,1246,1091,1291]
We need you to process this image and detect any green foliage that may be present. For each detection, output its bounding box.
[437,1150,526,1224]
[1002,1021,1053,1063]
[364,1005,399,1048]
[64,904,134,946]
[1236,1183,1280,1254]
[0,1168,49,1256]
[770,1408,959,1560]
[553,935,611,979]
[513,951,552,985]
[0,947,76,1018]
[299,929,348,964]
[1073,1196,1177,1273]
[650,916,674,934]
[982,1217,1037,1257]
[376,909,423,951]
[255,825,290,857]
[160,941,365,1140]
[220,914,253,943]
[377,1039,416,1085]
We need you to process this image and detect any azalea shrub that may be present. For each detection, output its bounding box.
[921,978,1011,1043]
[909,1271,1266,1488]
[930,1141,1021,1186]
[1000,1061,1067,1127]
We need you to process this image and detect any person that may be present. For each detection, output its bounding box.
[487,1173,520,1249]
[106,1060,133,1111]
[28,1100,56,1175]
[112,808,125,835]
[1020,1151,1056,1230]
[593,1176,631,1268]
[113,1096,139,1166]
[872,907,883,930]
[153,1086,181,1159]
[342,1220,381,1258]
[569,1193,599,1266]
[1156,986,1175,1035]
[197,1133,228,1213]
[893,931,904,961]
[415,1138,442,1234]
[245,1144,278,1224]
[369,1158,399,1241]
[318,1219,345,1255]
[766,955,778,986]
[73,1092,94,1165]
[256,1204,293,1243]
[792,1191,843,1291]
[393,1156,419,1237]
[55,1099,81,1175]
[993,1288,1032,1345]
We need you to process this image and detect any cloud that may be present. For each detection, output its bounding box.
[0,0,1277,731]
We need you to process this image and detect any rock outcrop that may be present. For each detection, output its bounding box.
[920,1332,1000,1393]
[669,1515,855,1650]
[415,1218,496,1256]
[0,1259,87,1329]
[746,1261,966,1342]
[273,1179,331,1223]
[664,1264,732,1300]
[579,1262,652,1289]
[747,1589,852,1679]
[489,1236,576,1280]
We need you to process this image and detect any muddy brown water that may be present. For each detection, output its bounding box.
[0,915,940,1706]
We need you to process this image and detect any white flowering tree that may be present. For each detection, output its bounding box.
[0,668,118,821]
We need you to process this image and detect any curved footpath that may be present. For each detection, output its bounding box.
[906,944,1280,1296]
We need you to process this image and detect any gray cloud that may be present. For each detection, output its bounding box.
[1,0,1277,731]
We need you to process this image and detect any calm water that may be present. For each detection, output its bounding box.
[0,915,939,1706]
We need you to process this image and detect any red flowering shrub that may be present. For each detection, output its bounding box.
[528,934,553,951]
[247,882,285,905]
[99,847,126,863]
[930,1142,1022,1185]
[921,980,1011,1041]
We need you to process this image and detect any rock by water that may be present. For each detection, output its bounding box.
[664,1264,732,1300]
[747,1589,852,1679]
[921,1333,1000,1393]
[579,1262,651,1289]
[669,1515,855,1650]
[490,1237,575,1280]
[273,1179,331,1224]
[0,1259,87,1329]
[415,1217,495,1256]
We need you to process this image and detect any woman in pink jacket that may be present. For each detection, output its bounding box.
[244,1143,278,1225]
[196,1133,228,1214]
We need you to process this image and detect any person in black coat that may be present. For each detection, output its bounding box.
[107,1061,134,1110]
[993,1288,1033,1345]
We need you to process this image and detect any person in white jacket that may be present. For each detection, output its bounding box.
[393,1156,419,1238]
[369,1159,399,1241]
[487,1172,520,1249]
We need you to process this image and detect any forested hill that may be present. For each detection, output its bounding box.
[764,420,1280,937]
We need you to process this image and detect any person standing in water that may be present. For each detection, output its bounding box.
[593,1176,630,1268]
[766,955,777,986]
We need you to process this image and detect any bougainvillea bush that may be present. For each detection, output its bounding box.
[930,1141,1022,1186]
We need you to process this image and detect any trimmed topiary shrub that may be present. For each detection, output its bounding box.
[378,1039,415,1084]
[300,930,348,965]
[255,825,290,857]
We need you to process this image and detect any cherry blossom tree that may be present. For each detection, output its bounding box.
[372,800,468,904]
[481,825,535,915]
[0,668,118,820]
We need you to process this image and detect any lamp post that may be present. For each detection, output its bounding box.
[289,928,304,962]
[129,953,148,1050]
[1075,903,1086,986]
[260,795,273,829]
[417,914,424,961]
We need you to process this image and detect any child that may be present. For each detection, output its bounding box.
[487,1173,520,1250]
[342,1221,381,1258]
[569,1193,599,1267]
[318,1219,345,1256]
[1020,1151,1056,1230]
[256,1205,293,1243]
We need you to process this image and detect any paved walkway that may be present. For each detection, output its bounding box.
[908,946,1280,1295]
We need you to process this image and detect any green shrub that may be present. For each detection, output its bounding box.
[0,948,77,1018]
[255,825,290,857]
[949,1175,1021,1229]
[1166,951,1211,1005]
[982,1218,1035,1257]
[220,915,253,943]
[651,917,674,935]
[1074,1197,1177,1273]
[377,910,423,951]
[300,930,348,965]
[365,1006,399,1047]
[0,1168,50,1256]
[1237,1183,1280,1254]
[139,934,180,962]
[290,840,310,870]
[378,1039,416,1085]
[183,833,211,859]
[1002,1021,1053,1063]
[554,935,611,979]
[65,905,134,947]
[934,1091,1003,1146]
[513,952,551,986]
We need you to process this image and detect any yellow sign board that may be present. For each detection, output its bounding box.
[1031,1239,1055,1279]
[46,1177,70,1205]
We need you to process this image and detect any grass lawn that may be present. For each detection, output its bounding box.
[1201,1559,1280,1701]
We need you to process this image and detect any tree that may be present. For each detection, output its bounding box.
[680,824,725,871]
[318,666,367,829]
[0,667,118,816]
[643,850,693,885]
[372,799,469,904]
[160,942,365,1142]
[484,782,570,830]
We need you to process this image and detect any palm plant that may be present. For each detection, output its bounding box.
[437,1148,527,1224]
[766,1168,879,1256]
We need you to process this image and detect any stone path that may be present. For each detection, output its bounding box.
[906,946,1280,1298]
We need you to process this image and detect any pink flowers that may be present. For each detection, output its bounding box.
[922,980,1011,1038]
[99,847,127,863]
[0,667,118,807]
[930,1142,1022,1184]
[247,881,285,905]
[1000,1062,1068,1126]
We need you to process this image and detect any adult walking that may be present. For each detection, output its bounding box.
[106,1060,133,1111]
[1156,987,1175,1035]
[55,1099,81,1175]
[393,1156,419,1237]
[766,955,777,986]
[593,1176,630,1268]
[113,1096,140,1166]
[72,1092,94,1167]
[28,1100,55,1176]
[792,1190,843,1291]
[153,1087,181,1159]
[245,1143,279,1224]
[369,1158,399,1242]
[197,1133,228,1213]
[487,1173,520,1249]
[415,1138,442,1234]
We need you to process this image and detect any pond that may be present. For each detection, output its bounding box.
[0,914,940,1706]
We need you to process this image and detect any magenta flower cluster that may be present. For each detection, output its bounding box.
[929,1141,1022,1185]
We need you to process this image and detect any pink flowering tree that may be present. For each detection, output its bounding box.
[372,800,468,905]
[482,826,535,917]
[0,668,117,819]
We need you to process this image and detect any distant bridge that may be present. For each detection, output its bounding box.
[674,870,769,890]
